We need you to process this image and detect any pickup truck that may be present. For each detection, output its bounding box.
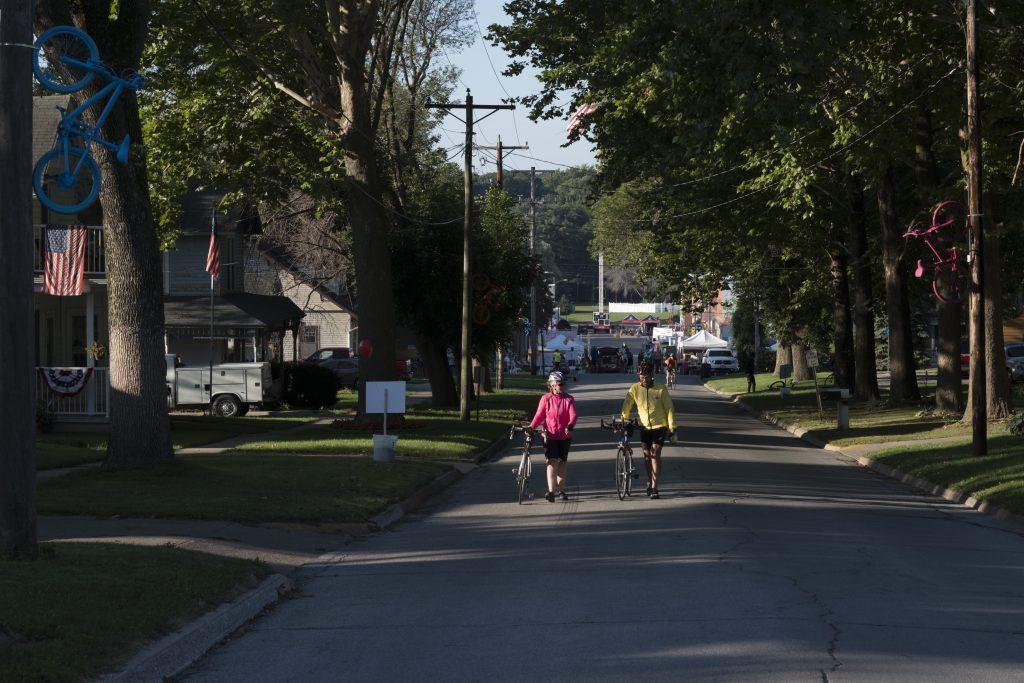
[165,354,275,417]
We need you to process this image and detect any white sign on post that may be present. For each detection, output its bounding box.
[366,381,407,414]
[806,349,819,369]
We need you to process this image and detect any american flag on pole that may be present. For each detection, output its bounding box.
[42,225,87,296]
[206,209,220,279]
[566,102,599,137]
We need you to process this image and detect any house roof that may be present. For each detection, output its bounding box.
[253,240,356,317]
[164,293,305,330]
[178,185,254,235]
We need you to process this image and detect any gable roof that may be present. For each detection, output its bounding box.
[253,240,356,317]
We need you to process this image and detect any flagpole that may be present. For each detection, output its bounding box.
[208,208,215,416]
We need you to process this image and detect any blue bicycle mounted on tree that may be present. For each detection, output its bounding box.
[32,26,144,214]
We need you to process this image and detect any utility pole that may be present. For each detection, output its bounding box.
[0,0,39,558]
[529,166,539,375]
[965,0,987,456]
[598,251,605,314]
[428,90,514,420]
[477,136,528,189]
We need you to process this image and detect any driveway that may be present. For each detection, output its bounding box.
[185,373,1024,682]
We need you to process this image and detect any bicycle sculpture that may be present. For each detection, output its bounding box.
[32,26,144,214]
[903,201,968,304]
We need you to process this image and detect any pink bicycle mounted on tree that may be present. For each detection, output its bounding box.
[903,200,968,304]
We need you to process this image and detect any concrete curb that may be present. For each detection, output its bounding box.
[701,383,1024,529]
[98,573,292,683]
[368,432,511,530]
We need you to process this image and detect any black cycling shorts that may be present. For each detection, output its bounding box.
[544,438,572,461]
[640,427,669,452]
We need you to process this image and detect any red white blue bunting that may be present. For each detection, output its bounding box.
[38,367,93,397]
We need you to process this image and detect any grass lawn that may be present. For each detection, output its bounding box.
[37,455,447,524]
[0,543,268,683]
[871,434,1024,516]
[704,372,1001,448]
[35,415,317,470]
[232,385,545,460]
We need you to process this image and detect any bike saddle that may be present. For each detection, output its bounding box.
[116,134,131,164]
[914,259,925,278]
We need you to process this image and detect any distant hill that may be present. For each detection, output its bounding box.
[474,167,597,305]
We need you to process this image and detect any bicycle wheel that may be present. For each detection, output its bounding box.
[768,379,785,390]
[624,451,634,497]
[931,200,966,244]
[33,146,101,215]
[615,448,627,500]
[34,26,98,94]
[516,452,529,504]
[933,262,968,304]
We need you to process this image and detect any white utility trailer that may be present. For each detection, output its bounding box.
[165,354,274,417]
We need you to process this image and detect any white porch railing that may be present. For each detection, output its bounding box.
[33,225,105,275]
[37,367,110,418]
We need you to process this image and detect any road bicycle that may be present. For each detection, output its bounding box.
[903,201,968,304]
[32,26,144,215]
[509,423,539,504]
[601,418,641,500]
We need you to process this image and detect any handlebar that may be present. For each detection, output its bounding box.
[600,418,640,434]
[509,422,544,440]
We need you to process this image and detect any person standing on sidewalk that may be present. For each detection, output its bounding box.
[621,363,676,499]
[745,355,757,393]
[530,371,578,502]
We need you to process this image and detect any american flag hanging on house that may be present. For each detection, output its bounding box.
[42,224,88,296]
[206,209,220,280]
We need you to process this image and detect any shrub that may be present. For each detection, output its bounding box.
[36,403,55,433]
[282,362,339,409]
[1008,412,1024,436]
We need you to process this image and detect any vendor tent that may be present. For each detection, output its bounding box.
[619,314,642,326]
[678,330,729,352]
[640,315,660,325]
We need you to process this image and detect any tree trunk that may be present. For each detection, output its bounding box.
[877,162,920,402]
[416,333,457,408]
[828,223,855,390]
[963,196,1012,419]
[935,298,963,413]
[791,339,813,381]
[773,342,792,375]
[337,10,398,416]
[0,0,38,558]
[913,105,963,414]
[846,172,880,400]
[496,348,505,391]
[36,1,173,468]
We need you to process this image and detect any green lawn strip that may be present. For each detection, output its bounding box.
[34,415,318,470]
[231,388,541,460]
[37,455,447,524]
[705,373,983,447]
[35,443,105,471]
[0,542,268,683]
[869,435,1024,516]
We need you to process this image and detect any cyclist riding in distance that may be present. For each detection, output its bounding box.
[621,362,676,499]
[530,371,578,502]
[664,353,677,385]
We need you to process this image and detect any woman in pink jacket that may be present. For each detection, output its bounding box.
[530,371,578,502]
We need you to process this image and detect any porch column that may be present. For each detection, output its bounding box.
[292,325,298,362]
[86,289,96,414]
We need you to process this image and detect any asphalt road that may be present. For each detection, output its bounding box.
[186,373,1024,682]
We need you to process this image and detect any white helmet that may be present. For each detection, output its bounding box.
[547,371,565,384]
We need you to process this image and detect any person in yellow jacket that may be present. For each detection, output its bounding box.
[621,362,676,498]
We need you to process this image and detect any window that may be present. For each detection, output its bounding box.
[302,326,319,344]
[1007,345,1024,359]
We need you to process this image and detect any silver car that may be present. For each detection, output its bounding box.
[702,349,739,374]
[322,357,359,390]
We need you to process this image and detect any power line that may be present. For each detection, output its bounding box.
[473,11,521,145]
[506,151,579,169]
[609,65,961,223]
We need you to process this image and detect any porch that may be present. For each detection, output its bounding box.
[34,224,106,277]
[37,367,110,419]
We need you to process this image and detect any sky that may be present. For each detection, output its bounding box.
[444,0,598,173]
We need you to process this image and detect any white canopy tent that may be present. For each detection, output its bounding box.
[677,330,729,352]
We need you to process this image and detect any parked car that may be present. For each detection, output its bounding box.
[165,354,273,417]
[1006,343,1024,383]
[322,357,359,390]
[305,347,351,363]
[701,349,739,375]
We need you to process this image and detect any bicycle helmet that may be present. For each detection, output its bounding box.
[547,371,565,384]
